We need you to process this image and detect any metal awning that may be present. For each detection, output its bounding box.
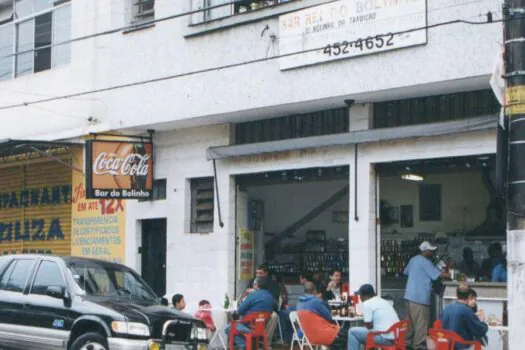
[0,139,82,162]
[207,115,497,160]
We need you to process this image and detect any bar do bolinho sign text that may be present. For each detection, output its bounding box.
[279,0,427,70]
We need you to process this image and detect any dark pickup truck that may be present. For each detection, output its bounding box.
[0,254,209,350]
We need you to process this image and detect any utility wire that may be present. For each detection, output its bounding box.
[0,13,508,112]
[0,0,499,58]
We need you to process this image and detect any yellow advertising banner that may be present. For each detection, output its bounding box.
[71,148,126,264]
[239,228,254,281]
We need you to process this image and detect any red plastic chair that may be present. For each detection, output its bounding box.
[428,329,482,350]
[433,320,442,329]
[365,320,410,350]
[228,311,271,350]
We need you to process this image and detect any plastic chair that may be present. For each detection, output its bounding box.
[433,319,442,329]
[289,311,304,350]
[274,296,284,344]
[295,311,327,350]
[428,329,482,350]
[365,320,410,350]
[228,311,272,350]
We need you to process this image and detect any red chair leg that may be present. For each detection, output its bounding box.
[228,328,235,350]
[263,334,269,350]
[245,334,252,350]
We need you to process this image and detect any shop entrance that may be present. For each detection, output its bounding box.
[141,218,167,296]
[376,154,506,323]
[235,166,350,304]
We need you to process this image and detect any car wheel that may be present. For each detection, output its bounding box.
[69,332,108,350]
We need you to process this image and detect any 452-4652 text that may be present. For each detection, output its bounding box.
[323,33,395,56]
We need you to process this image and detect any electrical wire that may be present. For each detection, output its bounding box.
[0,0,500,59]
[0,13,508,112]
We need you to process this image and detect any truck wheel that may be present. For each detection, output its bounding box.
[69,332,108,350]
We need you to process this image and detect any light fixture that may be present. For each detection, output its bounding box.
[401,174,424,182]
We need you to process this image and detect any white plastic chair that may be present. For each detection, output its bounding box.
[289,311,304,350]
[292,311,325,350]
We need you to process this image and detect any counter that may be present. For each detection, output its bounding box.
[439,281,508,350]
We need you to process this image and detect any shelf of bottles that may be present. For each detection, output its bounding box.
[267,263,298,274]
[380,238,424,277]
[302,253,349,274]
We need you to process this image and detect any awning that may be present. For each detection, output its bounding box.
[207,115,497,160]
[0,139,82,162]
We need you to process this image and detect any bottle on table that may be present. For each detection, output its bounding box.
[223,294,230,309]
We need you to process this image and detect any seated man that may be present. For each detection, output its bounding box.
[226,276,274,348]
[348,284,400,350]
[442,284,488,349]
[296,281,347,348]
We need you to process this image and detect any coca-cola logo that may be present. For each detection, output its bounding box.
[93,152,150,177]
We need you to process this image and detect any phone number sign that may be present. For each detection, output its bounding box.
[278,0,427,70]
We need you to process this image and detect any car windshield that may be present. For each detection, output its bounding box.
[68,262,157,302]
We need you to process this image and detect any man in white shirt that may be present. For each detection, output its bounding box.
[347,284,400,350]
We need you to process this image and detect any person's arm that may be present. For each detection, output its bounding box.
[363,302,373,330]
[424,259,448,281]
[466,310,489,338]
[314,298,334,322]
[237,292,254,316]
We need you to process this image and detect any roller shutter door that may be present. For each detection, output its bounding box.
[0,160,72,256]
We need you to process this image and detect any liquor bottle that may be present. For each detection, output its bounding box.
[223,294,230,309]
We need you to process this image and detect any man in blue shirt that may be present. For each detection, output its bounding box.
[442,284,488,349]
[404,241,450,349]
[226,276,274,348]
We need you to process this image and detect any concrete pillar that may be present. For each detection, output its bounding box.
[349,155,377,291]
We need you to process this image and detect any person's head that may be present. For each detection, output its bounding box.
[172,294,186,310]
[299,271,314,285]
[467,288,478,308]
[313,271,324,282]
[314,282,326,300]
[255,265,269,278]
[254,276,269,291]
[198,300,211,309]
[463,247,474,262]
[419,241,438,258]
[456,283,471,302]
[304,281,317,296]
[488,243,503,259]
[329,269,342,284]
[355,284,376,302]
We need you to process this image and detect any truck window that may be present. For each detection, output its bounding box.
[30,261,65,295]
[0,259,35,293]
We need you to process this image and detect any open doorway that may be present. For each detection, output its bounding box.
[235,166,350,305]
[141,218,167,296]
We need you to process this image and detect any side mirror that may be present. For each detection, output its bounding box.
[46,286,66,299]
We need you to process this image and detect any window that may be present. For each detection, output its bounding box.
[190,177,214,233]
[234,107,349,144]
[419,184,441,221]
[194,0,298,23]
[139,178,166,202]
[373,90,500,128]
[30,260,65,295]
[132,0,154,23]
[0,0,71,80]
[0,259,35,292]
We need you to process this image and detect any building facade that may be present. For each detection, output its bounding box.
[1,0,521,347]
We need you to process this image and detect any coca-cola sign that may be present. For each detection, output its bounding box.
[86,140,154,200]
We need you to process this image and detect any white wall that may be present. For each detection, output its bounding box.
[380,172,491,234]
[247,180,349,247]
[0,0,501,140]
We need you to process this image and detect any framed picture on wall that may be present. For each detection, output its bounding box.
[400,205,414,228]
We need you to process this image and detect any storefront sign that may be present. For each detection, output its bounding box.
[278,0,427,69]
[239,228,254,281]
[72,149,126,264]
[86,140,153,199]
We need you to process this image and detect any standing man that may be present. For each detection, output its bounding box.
[348,284,400,350]
[404,241,450,350]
